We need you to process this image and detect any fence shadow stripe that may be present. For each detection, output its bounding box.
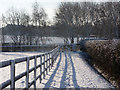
[60,51,68,88]
[44,52,62,88]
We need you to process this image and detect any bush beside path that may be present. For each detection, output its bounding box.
[80,39,120,88]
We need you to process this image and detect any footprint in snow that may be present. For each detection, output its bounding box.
[21,81,25,84]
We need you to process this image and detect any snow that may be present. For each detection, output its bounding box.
[0,35,65,44]
[0,35,82,45]
[0,51,114,88]
[36,51,114,88]
[0,52,43,62]
[0,51,44,88]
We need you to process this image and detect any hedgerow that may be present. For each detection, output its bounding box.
[85,39,120,87]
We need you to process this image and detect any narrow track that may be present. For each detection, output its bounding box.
[37,51,114,88]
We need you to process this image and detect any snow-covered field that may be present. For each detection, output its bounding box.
[0,51,114,88]
[0,51,44,88]
[0,35,65,44]
[0,35,80,45]
[0,52,43,62]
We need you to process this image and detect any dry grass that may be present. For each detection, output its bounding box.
[85,39,120,88]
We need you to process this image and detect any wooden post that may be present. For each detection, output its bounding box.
[37,45,38,51]
[40,56,42,83]
[51,52,52,69]
[34,56,37,89]
[11,60,15,89]
[54,51,56,62]
[21,45,22,51]
[51,52,54,68]
[49,53,50,71]
[46,54,48,75]
[43,55,45,78]
[26,57,29,88]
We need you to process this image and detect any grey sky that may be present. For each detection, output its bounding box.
[0,0,119,26]
[0,0,60,21]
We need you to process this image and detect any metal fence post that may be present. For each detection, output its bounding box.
[40,56,42,83]
[34,56,37,89]
[26,57,29,88]
[11,60,15,89]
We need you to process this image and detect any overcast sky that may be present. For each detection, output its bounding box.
[0,0,119,26]
[0,0,60,21]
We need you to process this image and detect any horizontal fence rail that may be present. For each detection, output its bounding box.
[0,44,59,47]
[0,46,60,89]
[0,44,58,52]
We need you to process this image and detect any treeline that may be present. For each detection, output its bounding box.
[54,2,120,44]
[1,2,50,45]
[1,25,53,45]
[1,2,120,45]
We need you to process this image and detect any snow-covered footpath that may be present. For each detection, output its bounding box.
[37,51,114,88]
[0,51,114,88]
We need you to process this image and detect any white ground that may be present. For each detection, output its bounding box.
[36,51,113,88]
[0,52,43,62]
[0,52,44,88]
[0,51,114,88]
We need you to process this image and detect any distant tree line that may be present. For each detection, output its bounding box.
[54,2,120,44]
[1,2,120,45]
[1,2,50,45]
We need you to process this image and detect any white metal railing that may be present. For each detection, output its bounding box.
[0,46,60,89]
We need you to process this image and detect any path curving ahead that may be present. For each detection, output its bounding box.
[36,51,114,88]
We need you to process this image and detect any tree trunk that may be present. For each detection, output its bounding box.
[77,36,79,44]
[71,37,74,44]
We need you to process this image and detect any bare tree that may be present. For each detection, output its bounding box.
[55,2,77,44]
[32,1,48,45]
[55,1,120,41]
[32,2,47,27]
[1,7,31,45]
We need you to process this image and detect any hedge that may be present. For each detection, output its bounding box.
[84,39,120,88]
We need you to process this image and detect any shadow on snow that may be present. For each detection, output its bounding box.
[44,52,62,88]
[60,52,68,88]
[68,52,80,88]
